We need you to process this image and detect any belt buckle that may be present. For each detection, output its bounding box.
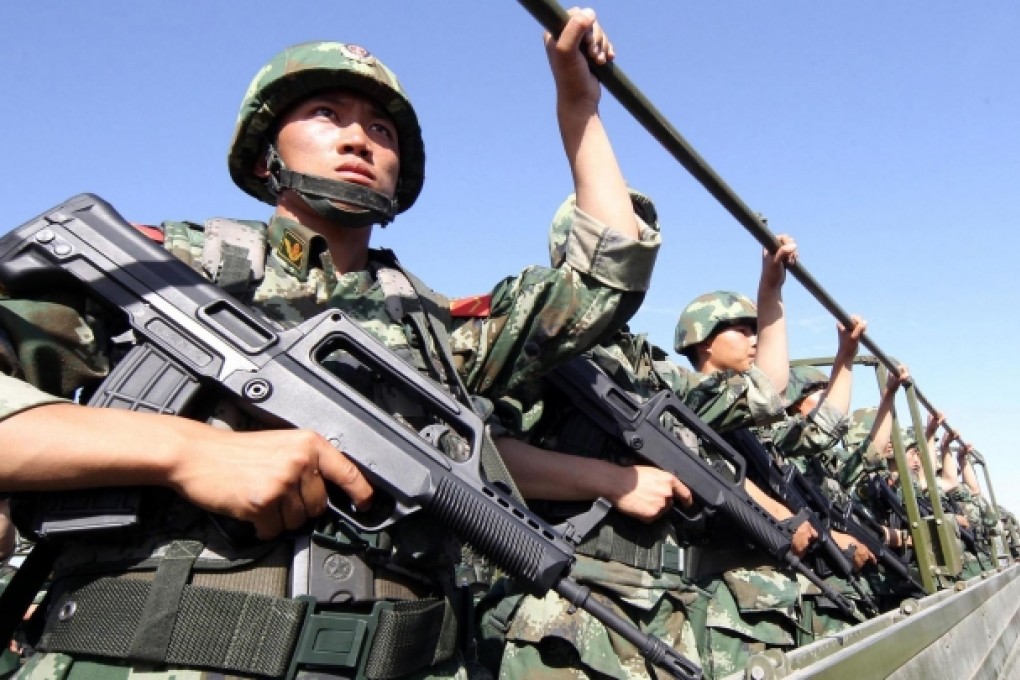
[661,543,685,575]
[286,596,392,680]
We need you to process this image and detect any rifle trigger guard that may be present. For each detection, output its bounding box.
[782,508,812,536]
[556,497,612,547]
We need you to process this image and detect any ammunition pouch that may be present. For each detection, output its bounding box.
[28,515,460,679]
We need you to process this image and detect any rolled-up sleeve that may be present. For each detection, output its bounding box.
[0,373,68,422]
[563,207,661,292]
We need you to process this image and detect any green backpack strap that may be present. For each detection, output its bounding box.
[371,249,525,504]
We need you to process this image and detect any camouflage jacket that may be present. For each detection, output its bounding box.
[0,205,658,417]
[766,401,850,470]
[0,202,658,677]
[500,329,783,603]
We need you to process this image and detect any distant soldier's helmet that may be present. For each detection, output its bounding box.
[228,41,425,227]
[901,426,919,451]
[548,189,658,266]
[786,365,829,406]
[674,291,757,353]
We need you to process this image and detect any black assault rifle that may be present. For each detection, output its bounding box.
[868,475,991,565]
[545,355,867,623]
[726,430,880,615]
[809,459,927,596]
[0,194,701,680]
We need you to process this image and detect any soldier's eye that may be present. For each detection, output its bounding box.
[370,121,396,141]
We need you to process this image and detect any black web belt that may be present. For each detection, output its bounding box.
[39,577,457,679]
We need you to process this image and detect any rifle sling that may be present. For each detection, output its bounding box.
[377,250,524,503]
[0,540,57,651]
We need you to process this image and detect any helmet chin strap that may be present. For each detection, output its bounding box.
[265,146,398,228]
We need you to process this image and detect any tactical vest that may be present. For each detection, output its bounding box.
[12,217,520,679]
[527,333,685,576]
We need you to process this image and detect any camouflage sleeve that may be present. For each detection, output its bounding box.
[0,292,111,404]
[0,373,69,421]
[450,206,660,398]
[770,401,849,459]
[662,364,784,432]
[559,207,659,292]
[946,485,973,505]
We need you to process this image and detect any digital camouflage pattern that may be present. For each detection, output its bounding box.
[784,365,828,407]
[767,401,851,476]
[673,291,756,353]
[0,196,658,680]
[547,190,658,269]
[480,312,784,678]
[485,556,699,680]
[228,41,425,212]
[688,567,801,680]
[844,407,876,451]
[765,398,862,504]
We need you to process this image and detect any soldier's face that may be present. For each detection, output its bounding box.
[906,447,922,476]
[703,321,756,372]
[272,88,401,202]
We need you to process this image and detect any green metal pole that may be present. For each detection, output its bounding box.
[971,453,1004,565]
[875,365,938,594]
[517,0,900,373]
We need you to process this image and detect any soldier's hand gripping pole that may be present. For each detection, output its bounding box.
[517,0,899,377]
[0,194,701,680]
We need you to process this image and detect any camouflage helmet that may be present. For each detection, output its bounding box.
[228,41,425,214]
[845,406,877,450]
[674,291,757,353]
[785,365,829,406]
[548,189,658,266]
[901,426,919,451]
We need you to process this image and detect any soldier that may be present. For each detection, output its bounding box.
[476,194,810,679]
[671,252,897,674]
[997,506,1020,560]
[771,317,868,482]
[940,438,996,573]
[0,8,661,679]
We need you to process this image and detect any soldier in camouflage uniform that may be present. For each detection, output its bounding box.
[475,197,798,679]
[0,10,661,680]
[769,319,866,490]
[757,321,883,633]
[656,241,851,678]
[997,506,1020,560]
[670,258,905,674]
[940,439,996,573]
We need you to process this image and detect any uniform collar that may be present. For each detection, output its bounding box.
[267,216,334,282]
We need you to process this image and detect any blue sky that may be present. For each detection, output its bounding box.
[4,2,1019,508]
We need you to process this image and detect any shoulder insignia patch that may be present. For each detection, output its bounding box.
[132,223,165,243]
[450,293,492,318]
